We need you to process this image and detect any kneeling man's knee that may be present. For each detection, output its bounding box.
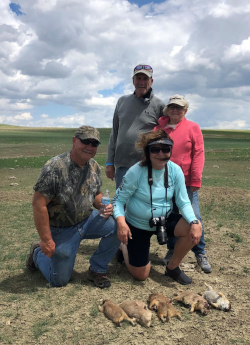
[50,272,71,287]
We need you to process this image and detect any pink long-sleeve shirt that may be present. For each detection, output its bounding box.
[153,116,204,188]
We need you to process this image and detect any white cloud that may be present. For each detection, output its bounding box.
[170,46,183,57]
[85,96,117,107]
[14,112,33,120]
[216,120,247,129]
[1,111,33,125]
[0,0,250,129]
[224,37,250,60]
[0,98,33,111]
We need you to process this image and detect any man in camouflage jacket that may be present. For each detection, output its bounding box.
[26,125,120,288]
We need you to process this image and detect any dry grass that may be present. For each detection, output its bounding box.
[0,127,250,344]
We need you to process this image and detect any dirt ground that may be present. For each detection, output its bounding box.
[0,187,250,345]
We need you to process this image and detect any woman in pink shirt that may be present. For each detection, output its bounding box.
[154,95,211,273]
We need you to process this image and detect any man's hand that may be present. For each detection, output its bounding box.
[32,191,54,256]
[116,216,132,245]
[40,239,56,257]
[101,203,113,219]
[106,165,115,180]
[189,221,202,245]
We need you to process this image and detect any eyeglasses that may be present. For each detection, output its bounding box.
[168,105,185,110]
[134,65,153,71]
[78,138,100,147]
[149,146,171,154]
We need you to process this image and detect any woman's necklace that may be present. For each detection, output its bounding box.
[153,171,164,181]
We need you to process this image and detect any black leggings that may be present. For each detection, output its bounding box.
[126,212,182,267]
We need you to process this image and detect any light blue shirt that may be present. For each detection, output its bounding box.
[112,161,196,231]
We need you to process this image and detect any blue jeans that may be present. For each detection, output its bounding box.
[33,210,120,287]
[167,187,206,256]
[115,167,129,189]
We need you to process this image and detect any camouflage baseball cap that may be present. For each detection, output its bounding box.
[74,125,101,143]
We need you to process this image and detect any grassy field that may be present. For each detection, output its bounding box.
[0,125,250,345]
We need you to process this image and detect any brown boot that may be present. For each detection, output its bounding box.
[87,268,111,288]
[26,241,40,271]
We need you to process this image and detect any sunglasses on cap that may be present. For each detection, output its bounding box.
[134,65,153,71]
[149,146,171,154]
[78,138,100,147]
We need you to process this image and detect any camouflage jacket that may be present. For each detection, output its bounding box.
[33,151,102,228]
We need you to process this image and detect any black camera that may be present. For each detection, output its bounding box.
[149,216,168,245]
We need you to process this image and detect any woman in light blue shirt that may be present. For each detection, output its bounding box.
[112,130,202,285]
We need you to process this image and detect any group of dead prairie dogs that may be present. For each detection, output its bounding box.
[99,283,231,327]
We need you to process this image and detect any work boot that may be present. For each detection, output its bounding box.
[26,241,40,271]
[87,268,111,288]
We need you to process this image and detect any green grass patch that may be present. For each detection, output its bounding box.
[0,126,111,145]
[32,319,50,339]
[225,232,243,243]
[200,193,250,230]
[0,156,52,169]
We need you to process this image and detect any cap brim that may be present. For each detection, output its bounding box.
[167,100,185,107]
[148,139,173,146]
[134,70,152,78]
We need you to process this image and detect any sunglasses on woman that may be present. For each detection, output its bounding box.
[168,105,185,110]
[149,146,171,154]
[78,138,100,147]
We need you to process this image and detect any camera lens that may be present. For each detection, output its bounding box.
[156,226,168,245]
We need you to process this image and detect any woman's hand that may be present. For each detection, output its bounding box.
[189,221,202,245]
[116,216,132,245]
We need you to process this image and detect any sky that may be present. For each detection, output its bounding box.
[1,0,250,129]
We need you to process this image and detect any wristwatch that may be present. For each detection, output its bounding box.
[189,220,199,226]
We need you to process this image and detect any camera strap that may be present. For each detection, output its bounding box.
[148,164,170,219]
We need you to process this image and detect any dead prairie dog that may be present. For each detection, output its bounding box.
[157,302,182,322]
[173,291,210,315]
[119,300,152,327]
[148,293,172,311]
[99,299,136,326]
[203,284,231,311]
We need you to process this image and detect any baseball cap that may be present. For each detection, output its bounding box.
[167,94,189,109]
[74,125,101,143]
[148,139,173,147]
[133,64,153,78]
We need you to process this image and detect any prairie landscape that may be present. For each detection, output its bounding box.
[0,125,250,345]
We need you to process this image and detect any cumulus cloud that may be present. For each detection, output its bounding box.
[1,111,33,125]
[14,112,32,120]
[216,120,247,129]
[0,0,249,129]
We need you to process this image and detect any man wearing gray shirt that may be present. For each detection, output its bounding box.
[106,64,165,188]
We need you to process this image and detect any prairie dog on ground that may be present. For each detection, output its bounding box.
[99,299,136,326]
[119,300,152,327]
